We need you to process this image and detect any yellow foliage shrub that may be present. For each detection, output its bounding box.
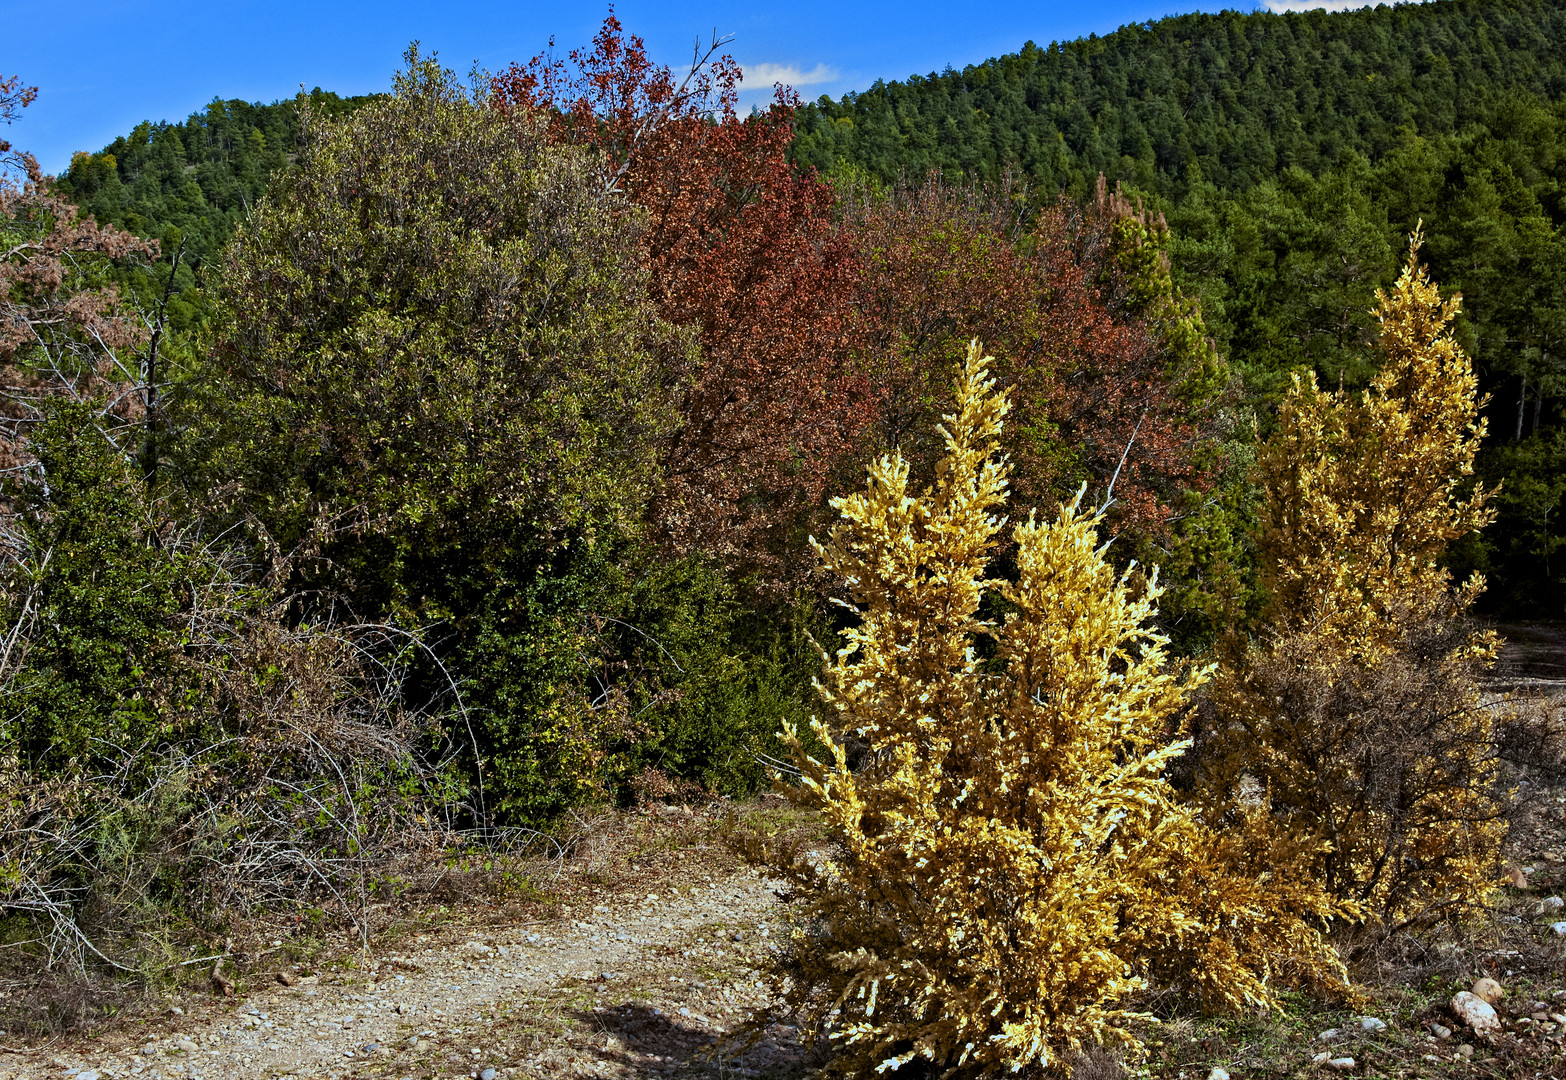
[1255,231,1495,659]
[753,342,1346,1078]
[1205,234,1505,925]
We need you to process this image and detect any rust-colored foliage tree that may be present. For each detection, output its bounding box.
[840,173,1225,545]
[492,16,870,583]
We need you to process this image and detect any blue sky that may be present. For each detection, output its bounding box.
[3,0,1355,175]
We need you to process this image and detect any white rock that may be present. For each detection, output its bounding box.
[1451,992,1502,1042]
[1549,921,1566,936]
[1428,1023,1451,1040]
[1325,1057,1355,1071]
[1318,1029,1342,1043]
[1359,1017,1386,1033]
[1311,1053,1331,1066]
[1537,895,1565,915]
[1208,1069,1230,1080]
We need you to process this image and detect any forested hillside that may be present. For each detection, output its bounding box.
[792,0,1566,197]
[56,89,371,268]
[797,0,1566,614]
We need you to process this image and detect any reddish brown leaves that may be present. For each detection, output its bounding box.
[501,19,1217,578]
[1030,194,1210,531]
[493,19,870,586]
[844,176,1206,537]
[2,72,155,465]
[1,73,40,181]
[1,186,152,369]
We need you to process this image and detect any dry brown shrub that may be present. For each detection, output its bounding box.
[1494,694,1566,780]
[0,541,458,996]
[1205,600,1506,928]
[628,766,709,809]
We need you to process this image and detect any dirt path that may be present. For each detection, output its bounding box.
[0,813,819,1080]
[1492,622,1566,695]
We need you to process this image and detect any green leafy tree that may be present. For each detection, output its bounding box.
[187,49,687,820]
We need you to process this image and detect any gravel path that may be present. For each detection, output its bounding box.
[0,856,817,1080]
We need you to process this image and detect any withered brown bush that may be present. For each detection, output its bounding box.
[1495,694,1566,780]
[0,530,451,983]
[1206,600,1505,926]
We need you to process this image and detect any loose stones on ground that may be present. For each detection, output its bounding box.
[1312,1052,1356,1071]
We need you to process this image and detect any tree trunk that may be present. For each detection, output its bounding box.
[1517,371,1527,440]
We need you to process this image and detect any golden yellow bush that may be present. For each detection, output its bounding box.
[755,341,1345,1078]
[1255,230,1495,659]
[1206,234,1505,925]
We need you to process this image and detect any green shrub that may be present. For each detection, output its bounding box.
[0,402,204,775]
[425,532,822,823]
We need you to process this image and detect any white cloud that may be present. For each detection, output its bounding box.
[741,63,838,90]
[1260,0,1425,10]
